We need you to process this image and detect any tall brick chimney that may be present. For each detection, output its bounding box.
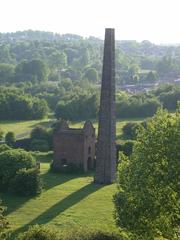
[94,28,116,184]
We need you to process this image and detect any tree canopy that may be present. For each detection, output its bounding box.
[114,106,180,239]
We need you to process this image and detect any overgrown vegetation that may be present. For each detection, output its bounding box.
[114,107,180,239]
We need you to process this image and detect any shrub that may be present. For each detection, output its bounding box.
[30,126,52,150]
[10,168,42,196]
[14,138,31,150]
[0,200,9,240]
[30,126,49,141]
[0,129,3,141]
[0,149,35,190]
[17,225,60,240]
[122,122,140,139]
[17,225,124,240]
[122,141,135,156]
[5,132,15,147]
[30,139,50,152]
[0,144,11,153]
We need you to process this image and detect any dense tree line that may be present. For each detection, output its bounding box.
[0,87,48,120]
[0,82,179,121]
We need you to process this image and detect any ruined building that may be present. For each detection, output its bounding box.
[52,120,96,172]
[94,28,116,184]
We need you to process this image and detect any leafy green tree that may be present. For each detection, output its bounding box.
[0,87,49,120]
[10,168,42,196]
[0,64,15,84]
[0,129,3,141]
[84,68,98,82]
[114,107,180,239]
[0,149,36,190]
[5,132,15,147]
[49,51,67,69]
[127,64,140,84]
[15,59,49,83]
[0,200,9,240]
[122,122,140,139]
[145,71,157,83]
[0,45,14,64]
[156,55,176,76]
[0,144,11,153]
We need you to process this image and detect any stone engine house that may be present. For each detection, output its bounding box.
[52,120,96,172]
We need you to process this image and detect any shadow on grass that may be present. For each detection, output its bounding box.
[42,170,90,191]
[1,171,81,216]
[12,181,103,238]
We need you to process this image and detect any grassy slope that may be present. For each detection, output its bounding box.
[1,154,118,237]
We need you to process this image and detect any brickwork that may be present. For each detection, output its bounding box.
[52,120,95,172]
[94,28,116,184]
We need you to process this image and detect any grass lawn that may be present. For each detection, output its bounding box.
[0,153,118,238]
[0,119,54,139]
[0,118,144,141]
[71,118,144,142]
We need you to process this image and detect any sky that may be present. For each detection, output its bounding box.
[0,0,180,44]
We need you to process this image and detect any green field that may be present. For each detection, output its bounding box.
[0,118,144,141]
[0,119,52,139]
[0,153,118,238]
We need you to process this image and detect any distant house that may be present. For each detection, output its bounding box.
[52,120,96,172]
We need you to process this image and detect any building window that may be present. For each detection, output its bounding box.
[88,146,91,154]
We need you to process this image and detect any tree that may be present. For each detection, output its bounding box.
[84,68,98,82]
[0,149,36,190]
[49,51,67,69]
[0,144,11,153]
[5,132,15,147]
[10,168,42,196]
[0,129,3,141]
[145,71,157,83]
[15,59,49,83]
[0,64,15,84]
[114,107,180,239]
[0,200,9,240]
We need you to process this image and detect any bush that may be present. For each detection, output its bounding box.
[17,225,60,240]
[30,126,52,150]
[17,225,124,240]
[0,149,35,190]
[5,132,15,147]
[0,200,9,240]
[0,129,3,141]
[122,122,140,139]
[30,139,50,152]
[14,138,31,150]
[10,168,42,196]
[122,141,135,156]
[0,144,11,153]
[31,126,49,140]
